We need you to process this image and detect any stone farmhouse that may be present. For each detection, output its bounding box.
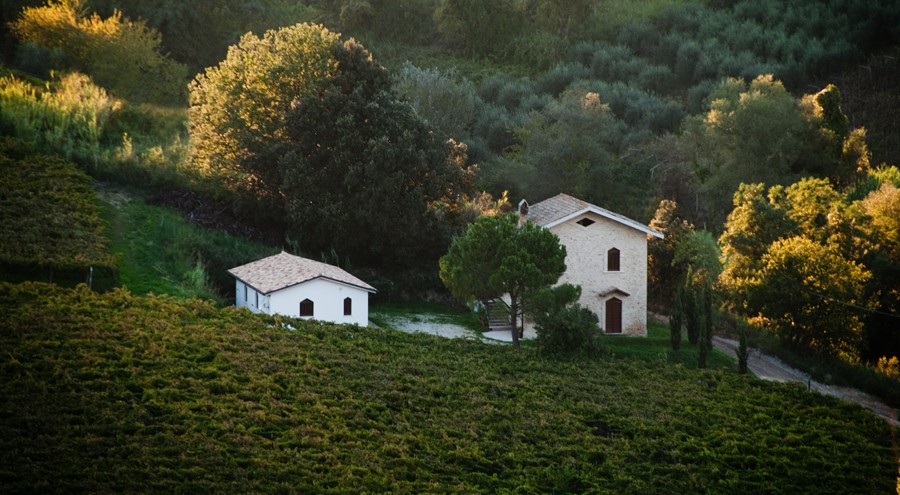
[519,193,663,336]
[228,251,376,326]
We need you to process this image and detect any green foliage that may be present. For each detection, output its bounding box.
[188,22,341,199]
[696,278,712,369]
[101,191,278,301]
[737,326,749,374]
[0,137,115,275]
[487,89,652,219]
[681,75,807,221]
[673,229,722,285]
[393,62,480,141]
[0,281,895,493]
[681,266,700,346]
[719,177,885,361]
[440,213,566,344]
[190,25,476,273]
[279,40,476,271]
[11,0,187,105]
[757,236,872,361]
[433,0,523,57]
[0,69,192,190]
[531,284,603,354]
[718,183,795,308]
[0,71,116,166]
[647,199,693,308]
[91,0,322,74]
[669,283,683,351]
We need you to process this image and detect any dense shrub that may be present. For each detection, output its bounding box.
[12,0,187,105]
[536,303,603,354]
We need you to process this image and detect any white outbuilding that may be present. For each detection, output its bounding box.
[228,251,376,326]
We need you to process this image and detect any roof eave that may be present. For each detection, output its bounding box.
[540,206,664,238]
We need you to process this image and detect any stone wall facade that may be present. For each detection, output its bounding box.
[538,211,649,336]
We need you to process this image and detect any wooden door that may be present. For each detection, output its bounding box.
[605,297,622,334]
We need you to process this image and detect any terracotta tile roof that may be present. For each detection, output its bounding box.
[523,193,664,238]
[228,252,376,294]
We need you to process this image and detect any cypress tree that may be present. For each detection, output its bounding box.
[670,282,683,351]
[696,283,709,369]
[683,267,700,345]
[737,326,749,374]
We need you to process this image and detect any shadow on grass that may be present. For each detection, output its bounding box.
[603,322,735,370]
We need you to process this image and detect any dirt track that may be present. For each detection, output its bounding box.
[713,336,898,427]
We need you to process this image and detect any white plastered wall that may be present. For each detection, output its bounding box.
[234,280,266,313]
[267,278,371,326]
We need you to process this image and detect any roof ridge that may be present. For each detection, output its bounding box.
[228,252,376,294]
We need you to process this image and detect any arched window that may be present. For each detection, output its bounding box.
[605,297,622,334]
[343,297,352,316]
[607,247,620,271]
[299,298,314,317]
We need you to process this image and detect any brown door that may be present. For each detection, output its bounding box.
[605,297,622,334]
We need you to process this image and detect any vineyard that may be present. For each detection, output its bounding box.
[0,137,115,283]
[0,282,894,494]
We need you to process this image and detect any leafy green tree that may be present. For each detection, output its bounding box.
[682,266,700,345]
[85,0,321,74]
[189,23,341,202]
[859,181,900,360]
[718,183,795,312]
[696,280,710,368]
[648,199,694,308]
[799,84,871,187]
[680,75,807,224]
[191,25,476,271]
[433,0,523,57]
[279,42,476,269]
[673,230,721,288]
[753,236,872,360]
[533,0,593,40]
[12,0,187,104]
[439,213,566,345]
[862,182,900,263]
[499,90,640,214]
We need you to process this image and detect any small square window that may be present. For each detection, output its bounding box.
[576,218,595,227]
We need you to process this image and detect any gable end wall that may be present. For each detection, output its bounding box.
[547,212,649,336]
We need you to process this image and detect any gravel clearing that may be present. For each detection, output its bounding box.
[373,313,536,343]
[374,314,484,340]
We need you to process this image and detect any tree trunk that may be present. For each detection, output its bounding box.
[510,296,520,346]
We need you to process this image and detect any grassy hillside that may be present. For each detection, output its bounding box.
[98,187,278,302]
[1,282,894,494]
